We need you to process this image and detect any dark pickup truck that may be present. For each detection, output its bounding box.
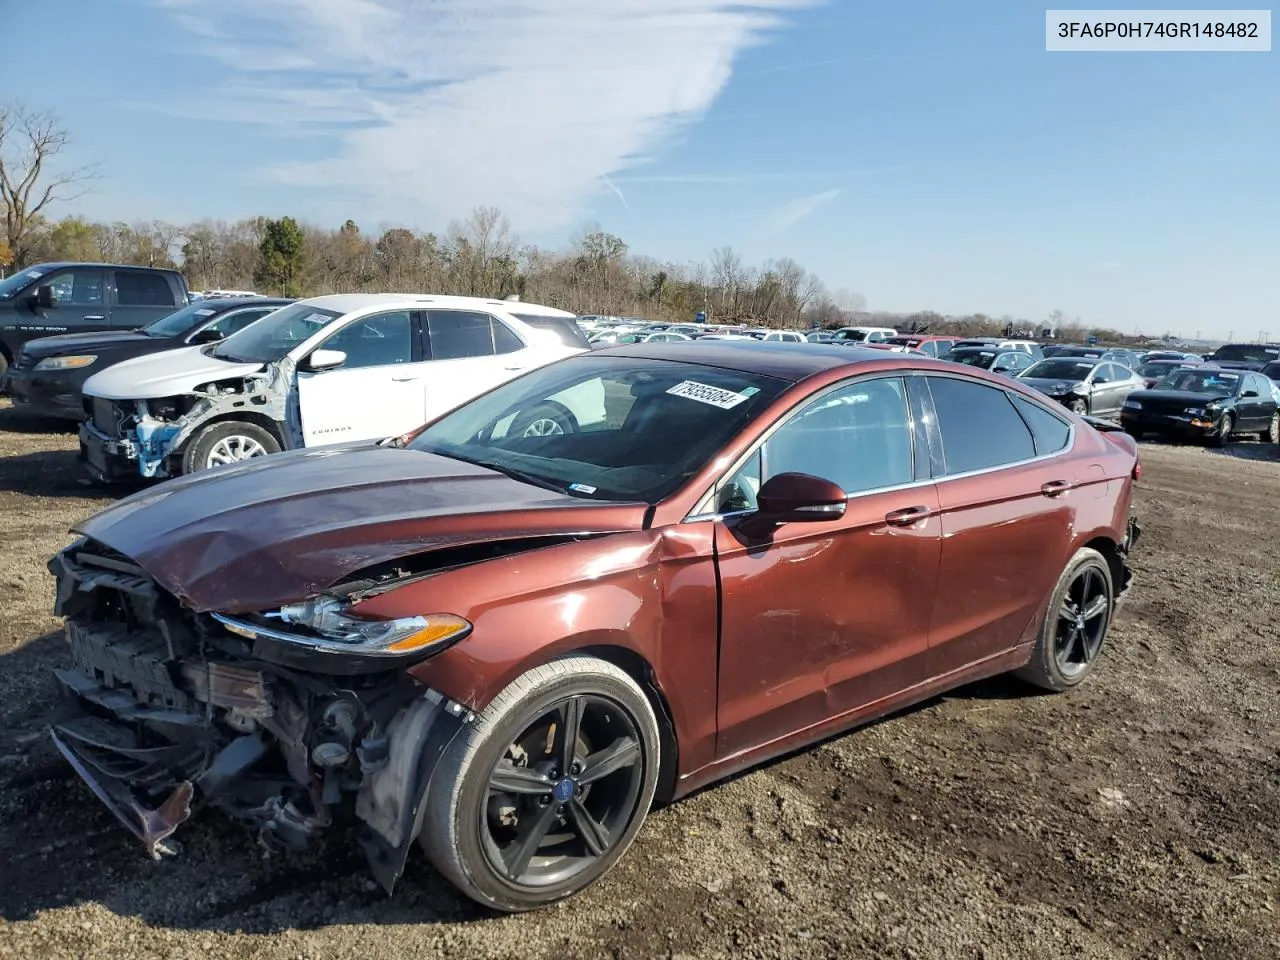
[0,263,189,378]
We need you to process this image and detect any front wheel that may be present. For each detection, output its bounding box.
[510,402,578,439]
[1210,412,1234,448]
[182,421,281,475]
[1014,547,1114,692]
[419,656,660,912]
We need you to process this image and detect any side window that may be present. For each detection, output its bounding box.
[114,272,175,307]
[41,269,104,306]
[721,377,914,508]
[1091,364,1115,384]
[320,311,413,369]
[926,376,1036,474]
[425,310,513,360]
[202,308,271,338]
[492,318,525,355]
[1010,395,1071,456]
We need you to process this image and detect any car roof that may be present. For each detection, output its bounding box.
[295,293,568,314]
[195,296,293,310]
[596,340,918,382]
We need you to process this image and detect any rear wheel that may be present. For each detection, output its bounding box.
[1015,547,1114,692]
[419,655,660,912]
[1260,413,1279,444]
[182,421,280,475]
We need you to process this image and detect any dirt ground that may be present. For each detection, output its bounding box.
[0,398,1276,960]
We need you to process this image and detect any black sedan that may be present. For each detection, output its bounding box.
[1120,368,1280,446]
[939,346,1035,377]
[1017,358,1145,417]
[4,297,291,419]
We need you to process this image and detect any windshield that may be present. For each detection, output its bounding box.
[1137,361,1185,378]
[141,302,223,339]
[1023,359,1097,380]
[211,303,342,363]
[511,314,590,349]
[408,355,788,502]
[1212,344,1278,363]
[0,267,48,299]
[945,350,996,368]
[1158,370,1241,394]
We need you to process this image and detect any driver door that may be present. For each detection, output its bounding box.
[712,375,941,758]
[296,310,428,446]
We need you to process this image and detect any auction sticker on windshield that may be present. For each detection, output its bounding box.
[666,380,752,409]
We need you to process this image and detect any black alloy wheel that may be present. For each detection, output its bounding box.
[480,695,644,887]
[1053,566,1110,680]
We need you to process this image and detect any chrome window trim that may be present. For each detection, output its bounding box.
[683,373,1080,523]
[682,372,920,522]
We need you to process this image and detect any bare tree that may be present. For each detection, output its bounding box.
[0,104,96,266]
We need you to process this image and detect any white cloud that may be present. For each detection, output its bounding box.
[155,0,818,230]
[760,188,841,235]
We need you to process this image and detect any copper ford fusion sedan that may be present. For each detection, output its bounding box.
[48,342,1141,912]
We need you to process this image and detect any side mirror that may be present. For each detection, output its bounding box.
[190,327,225,344]
[305,348,347,372]
[740,472,847,536]
[35,284,55,310]
[1241,389,1259,398]
[992,365,1010,374]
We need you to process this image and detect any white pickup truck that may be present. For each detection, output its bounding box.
[79,293,599,481]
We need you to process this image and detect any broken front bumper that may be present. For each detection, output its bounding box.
[79,420,140,482]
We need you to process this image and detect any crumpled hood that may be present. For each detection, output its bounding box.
[72,444,648,613]
[1019,378,1083,394]
[82,344,264,400]
[20,330,158,358]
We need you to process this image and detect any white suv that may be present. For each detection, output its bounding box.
[79,294,594,481]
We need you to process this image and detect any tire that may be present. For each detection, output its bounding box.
[0,350,9,380]
[509,401,578,439]
[1014,547,1114,692]
[1068,398,1088,415]
[1260,413,1279,444]
[181,421,281,475]
[419,655,660,912]
[1210,412,1234,448]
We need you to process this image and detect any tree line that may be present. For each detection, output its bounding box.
[1,101,1134,341]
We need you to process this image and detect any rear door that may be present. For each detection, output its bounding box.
[1241,374,1272,429]
[110,270,182,329]
[923,375,1078,675]
[420,309,536,421]
[296,309,427,445]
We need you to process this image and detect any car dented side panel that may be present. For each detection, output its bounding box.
[356,526,723,782]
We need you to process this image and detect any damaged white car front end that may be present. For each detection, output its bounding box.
[80,347,301,481]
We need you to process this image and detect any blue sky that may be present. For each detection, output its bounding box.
[9,0,1278,336]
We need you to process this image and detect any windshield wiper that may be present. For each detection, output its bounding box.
[468,459,568,494]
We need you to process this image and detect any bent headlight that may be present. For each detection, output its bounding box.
[1184,406,1204,415]
[34,354,97,371]
[213,596,471,658]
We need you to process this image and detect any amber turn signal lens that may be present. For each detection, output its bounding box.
[383,614,471,652]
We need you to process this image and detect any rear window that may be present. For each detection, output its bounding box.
[512,314,591,349]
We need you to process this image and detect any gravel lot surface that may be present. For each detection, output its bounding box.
[0,399,1276,960]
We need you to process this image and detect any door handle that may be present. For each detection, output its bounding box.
[503,365,529,371]
[83,315,106,321]
[884,505,933,527]
[1040,480,1074,497]
[391,375,420,382]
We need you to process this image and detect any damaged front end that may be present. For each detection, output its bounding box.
[47,538,471,892]
[80,359,299,481]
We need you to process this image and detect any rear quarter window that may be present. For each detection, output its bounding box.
[512,314,591,349]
